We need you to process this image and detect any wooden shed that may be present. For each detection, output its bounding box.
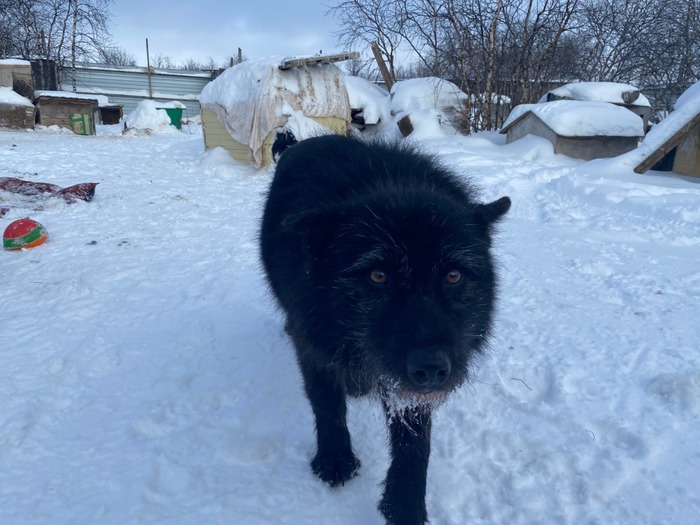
[0,87,36,130]
[200,53,357,168]
[501,100,644,161]
[629,81,700,177]
[34,91,102,135]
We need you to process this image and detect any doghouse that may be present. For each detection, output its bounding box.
[633,81,700,178]
[542,81,652,130]
[200,53,357,168]
[34,91,106,135]
[501,100,644,160]
[0,87,36,130]
[99,104,124,125]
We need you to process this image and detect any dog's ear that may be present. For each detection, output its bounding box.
[281,207,348,247]
[474,196,511,228]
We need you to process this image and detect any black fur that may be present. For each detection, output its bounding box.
[260,135,510,524]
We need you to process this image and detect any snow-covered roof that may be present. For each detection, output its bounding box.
[0,86,34,107]
[200,56,351,168]
[35,90,110,107]
[543,82,651,107]
[502,100,645,137]
[344,76,389,125]
[0,59,31,67]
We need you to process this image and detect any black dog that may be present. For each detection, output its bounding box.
[260,135,510,524]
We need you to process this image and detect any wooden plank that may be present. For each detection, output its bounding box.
[397,115,414,137]
[371,42,394,91]
[279,52,359,70]
[672,120,700,177]
[634,112,700,173]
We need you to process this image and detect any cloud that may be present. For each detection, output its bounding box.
[109,0,346,67]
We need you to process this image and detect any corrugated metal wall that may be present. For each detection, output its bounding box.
[61,63,215,117]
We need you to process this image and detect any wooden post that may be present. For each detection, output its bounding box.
[145,38,153,99]
[371,42,394,91]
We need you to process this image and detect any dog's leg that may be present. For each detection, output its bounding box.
[298,357,361,487]
[379,404,432,525]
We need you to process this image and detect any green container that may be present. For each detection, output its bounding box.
[158,107,183,129]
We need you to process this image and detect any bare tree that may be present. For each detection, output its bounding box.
[575,0,657,82]
[150,53,176,69]
[0,0,16,58]
[572,0,699,113]
[181,58,203,71]
[180,57,219,71]
[484,0,504,126]
[327,0,700,131]
[0,0,112,64]
[328,0,405,79]
[343,55,373,77]
[97,45,136,66]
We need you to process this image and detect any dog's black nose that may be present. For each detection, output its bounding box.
[406,350,451,390]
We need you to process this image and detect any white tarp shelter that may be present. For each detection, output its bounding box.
[199,55,353,168]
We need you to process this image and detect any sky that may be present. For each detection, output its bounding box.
[109,0,349,67]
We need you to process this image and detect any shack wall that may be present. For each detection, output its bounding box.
[505,113,558,145]
[672,121,700,177]
[556,136,640,160]
[201,106,251,164]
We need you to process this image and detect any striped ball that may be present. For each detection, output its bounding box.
[3,218,49,250]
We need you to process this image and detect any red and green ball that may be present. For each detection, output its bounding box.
[3,218,49,250]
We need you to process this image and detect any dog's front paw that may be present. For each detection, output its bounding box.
[311,450,361,487]
[379,494,428,525]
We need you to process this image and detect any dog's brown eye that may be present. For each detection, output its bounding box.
[370,269,388,284]
[446,270,462,284]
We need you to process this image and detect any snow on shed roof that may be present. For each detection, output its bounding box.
[632,80,700,173]
[35,90,109,107]
[543,82,650,107]
[0,59,31,67]
[502,100,645,138]
[0,86,34,107]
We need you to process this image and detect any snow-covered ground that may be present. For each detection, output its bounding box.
[1,121,699,524]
